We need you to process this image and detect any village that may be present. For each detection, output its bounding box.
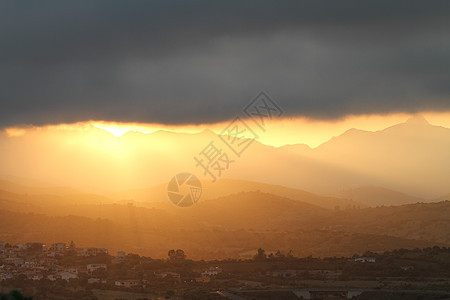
[0,241,448,299]
[0,241,225,289]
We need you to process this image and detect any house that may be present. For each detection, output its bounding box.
[88,278,107,284]
[112,251,127,264]
[0,273,13,281]
[39,258,58,266]
[201,267,222,276]
[267,270,297,278]
[4,258,24,266]
[5,247,21,257]
[47,251,57,257]
[50,243,66,252]
[27,273,43,281]
[57,271,78,281]
[195,276,211,283]
[155,271,181,279]
[354,257,376,263]
[49,243,66,256]
[115,279,148,288]
[15,244,25,250]
[112,257,125,264]
[24,260,39,268]
[79,247,108,256]
[26,242,45,251]
[58,267,78,275]
[87,264,107,273]
[47,274,58,281]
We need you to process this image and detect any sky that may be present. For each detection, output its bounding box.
[1,0,450,128]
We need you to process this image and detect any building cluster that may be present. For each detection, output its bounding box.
[353,257,376,263]
[0,241,107,282]
[0,241,223,289]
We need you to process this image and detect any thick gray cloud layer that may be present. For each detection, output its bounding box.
[1,0,450,126]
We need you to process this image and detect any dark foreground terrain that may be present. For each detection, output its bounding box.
[1,245,449,300]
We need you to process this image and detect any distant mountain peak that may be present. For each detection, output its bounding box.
[405,115,430,125]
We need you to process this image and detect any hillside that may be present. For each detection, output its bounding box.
[0,189,115,215]
[0,188,448,259]
[308,116,450,197]
[0,206,441,260]
[335,186,425,207]
[324,201,450,244]
[107,179,364,210]
[0,179,80,196]
[434,193,450,202]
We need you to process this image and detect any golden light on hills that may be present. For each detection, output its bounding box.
[5,111,450,147]
[1,111,450,196]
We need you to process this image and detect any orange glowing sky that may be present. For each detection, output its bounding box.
[5,111,450,148]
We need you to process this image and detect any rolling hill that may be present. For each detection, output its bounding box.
[0,179,80,196]
[335,186,426,207]
[0,184,448,259]
[107,178,364,210]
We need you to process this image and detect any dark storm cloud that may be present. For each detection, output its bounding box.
[1,0,450,126]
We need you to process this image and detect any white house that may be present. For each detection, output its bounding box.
[354,257,376,263]
[201,267,222,276]
[87,264,107,273]
[155,271,181,278]
[88,278,107,284]
[47,274,58,281]
[57,271,78,281]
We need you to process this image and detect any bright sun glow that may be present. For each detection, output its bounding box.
[91,121,157,137]
[4,112,450,148]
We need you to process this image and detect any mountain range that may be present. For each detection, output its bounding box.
[1,116,449,199]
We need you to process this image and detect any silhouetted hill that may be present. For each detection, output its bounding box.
[2,116,450,198]
[308,116,450,197]
[0,179,80,196]
[107,179,364,209]
[323,201,450,244]
[0,188,447,259]
[335,186,425,207]
[0,205,442,260]
[0,189,115,215]
[178,191,330,229]
[434,193,450,202]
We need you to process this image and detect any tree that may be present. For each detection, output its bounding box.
[0,290,32,300]
[254,248,267,261]
[275,250,285,259]
[66,240,76,255]
[168,249,176,260]
[175,249,185,260]
[69,240,76,250]
[168,249,185,260]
